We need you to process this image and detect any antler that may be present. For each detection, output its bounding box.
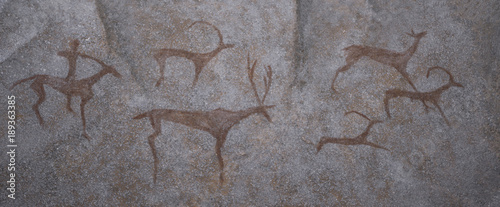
[344,111,371,122]
[188,20,224,46]
[406,29,427,38]
[247,53,273,120]
[426,66,463,87]
[406,29,415,37]
[426,66,452,81]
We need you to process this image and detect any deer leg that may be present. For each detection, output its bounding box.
[433,102,450,126]
[215,134,227,184]
[154,55,166,87]
[331,61,355,92]
[398,69,418,92]
[30,82,46,125]
[148,116,161,184]
[80,96,92,140]
[66,95,75,114]
[363,140,389,151]
[383,95,392,118]
[192,64,203,87]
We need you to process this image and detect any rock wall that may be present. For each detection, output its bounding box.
[0,0,498,205]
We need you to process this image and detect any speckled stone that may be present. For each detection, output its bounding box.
[0,0,498,206]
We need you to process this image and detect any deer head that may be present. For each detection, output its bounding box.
[406,29,427,39]
[426,66,463,88]
[104,65,122,79]
[247,53,273,122]
[70,39,80,51]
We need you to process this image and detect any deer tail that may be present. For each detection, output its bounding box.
[343,45,362,56]
[133,112,150,120]
[10,76,38,90]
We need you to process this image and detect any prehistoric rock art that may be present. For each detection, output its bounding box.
[331,30,427,92]
[316,111,388,152]
[134,54,274,184]
[57,39,118,111]
[383,66,463,126]
[10,42,121,140]
[153,21,235,87]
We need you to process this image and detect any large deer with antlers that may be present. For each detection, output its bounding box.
[10,60,121,140]
[133,54,274,184]
[316,111,388,152]
[153,21,235,87]
[383,67,463,126]
[331,30,427,92]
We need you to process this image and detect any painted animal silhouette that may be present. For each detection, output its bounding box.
[134,54,274,184]
[10,59,121,140]
[153,21,234,87]
[317,111,388,152]
[383,66,463,126]
[331,30,427,92]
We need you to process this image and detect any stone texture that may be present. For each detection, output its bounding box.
[0,0,498,206]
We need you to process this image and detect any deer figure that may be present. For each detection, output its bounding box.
[153,21,235,87]
[383,66,463,126]
[331,30,427,92]
[316,111,388,152]
[10,60,121,140]
[133,54,274,184]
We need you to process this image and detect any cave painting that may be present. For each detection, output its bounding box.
[134,54,274,184]
[316,111,388,152]
[331,30,427,92]
[10,40,121,140]
[153,21,234,87]
[384,66,463,126]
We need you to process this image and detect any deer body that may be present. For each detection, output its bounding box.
[317,111,388,152]
[384,67,463,125]
[11,63,121,140]
[135,54,274,184]
[332,30,427,92]
[153,21,234,87]
[133,105,274,183]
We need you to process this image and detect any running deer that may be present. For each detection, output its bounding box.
[383,67,463,126]
[331,30,427,92]
[133,54,274,184]
[153,21,235,87]
[10,60,121,140]
[316,111,388,152]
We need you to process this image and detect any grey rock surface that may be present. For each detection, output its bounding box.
[0,0,498,206]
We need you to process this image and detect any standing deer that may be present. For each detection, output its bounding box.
[383,66,463,126]
[153,21,235,87]
[331,30,427,92]
[133,54,274,184]
[317,111,388,152]
[10,61,121,140]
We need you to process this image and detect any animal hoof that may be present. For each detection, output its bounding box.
[83,133,91,141]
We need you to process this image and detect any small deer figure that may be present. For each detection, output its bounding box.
[331,30,427,92]
[133,54,274,184]
[153,21,235,87]
[317,111,388,152]
[383,66,463,126]
[11,60,121,140]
